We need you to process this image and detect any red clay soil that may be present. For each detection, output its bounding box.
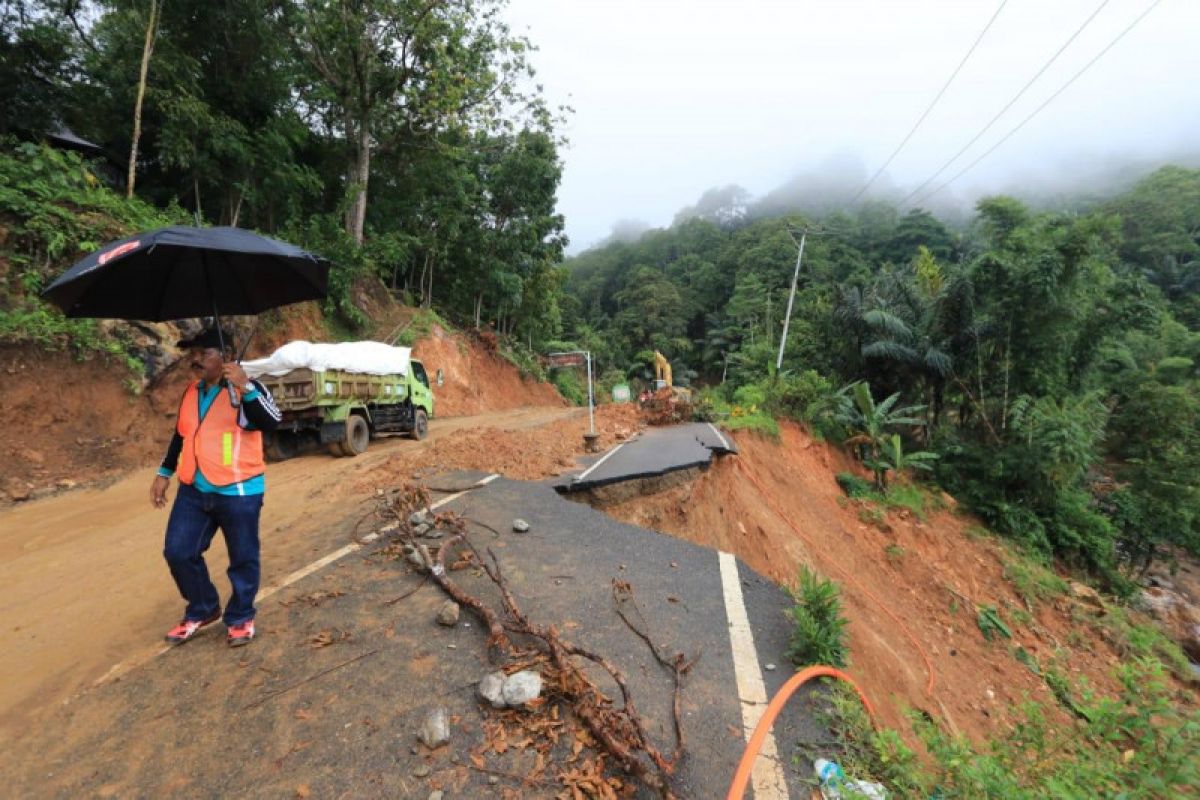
[599,421,1182,747]
[412,324,565,417]
[371,402,643,487]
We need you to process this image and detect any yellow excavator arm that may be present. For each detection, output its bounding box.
[653,351,672,388]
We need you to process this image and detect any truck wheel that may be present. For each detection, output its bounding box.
[410,409,428,440]
[342,414,370,456]
[265,432,298,462]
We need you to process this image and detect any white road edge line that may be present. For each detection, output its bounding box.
[718,551,788,799]
[707,422,731,451]
[91,473,501,691]
[574,442,625,482]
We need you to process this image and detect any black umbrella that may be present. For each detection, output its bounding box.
[42,225,329,324]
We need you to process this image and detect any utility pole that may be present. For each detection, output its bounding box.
[776,230,806,372]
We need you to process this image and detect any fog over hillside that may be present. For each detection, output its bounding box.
[505,0,1200,253]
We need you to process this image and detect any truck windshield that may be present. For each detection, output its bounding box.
[412,362,429,389]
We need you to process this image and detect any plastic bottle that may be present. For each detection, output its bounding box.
[814,759,846,796]
[813,758,888,799]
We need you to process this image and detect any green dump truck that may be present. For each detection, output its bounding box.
[252,356,435,460]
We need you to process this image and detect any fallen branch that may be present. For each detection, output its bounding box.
[242,650,378,711]
[370,481,686,798]
[612,579,700,764]
[466,762,549,787]
[383,573,429,606]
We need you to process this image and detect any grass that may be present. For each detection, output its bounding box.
[837,473,936,535]
[392,307,446,347]
[823,659,1200,798]
[722,412,780,438]
[884,544,906,563]
[0,305,144,386]
[1002,548,1069,610]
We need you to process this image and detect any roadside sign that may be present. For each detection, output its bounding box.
[612,383,631,403]
[548,352,586,368]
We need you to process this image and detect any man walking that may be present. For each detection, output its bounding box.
[150,326,282,647]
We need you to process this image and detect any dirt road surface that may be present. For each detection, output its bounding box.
[0,406,579,736]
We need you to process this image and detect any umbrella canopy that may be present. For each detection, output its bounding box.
[42,225,329,321]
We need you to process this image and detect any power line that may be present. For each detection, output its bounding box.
[910,0,1164,206]
[847,0,1008,207]
[898,0,1113,208]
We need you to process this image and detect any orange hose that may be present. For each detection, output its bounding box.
[726,666,876,800]
[735,459,936,697]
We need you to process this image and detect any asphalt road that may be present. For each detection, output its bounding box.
[557,422,738,493]
[5,461,829,799]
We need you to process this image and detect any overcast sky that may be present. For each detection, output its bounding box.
[503,0,1200,253]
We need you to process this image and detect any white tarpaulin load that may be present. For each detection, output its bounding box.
[242,340,411,378]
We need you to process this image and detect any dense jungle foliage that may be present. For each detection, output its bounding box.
[2,0,567,338]
[564,167,1200,589]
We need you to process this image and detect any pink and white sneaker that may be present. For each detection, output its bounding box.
[227,620,256,647]
[164,609,220,645]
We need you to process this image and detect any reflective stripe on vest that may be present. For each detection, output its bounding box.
[176,383,264,487]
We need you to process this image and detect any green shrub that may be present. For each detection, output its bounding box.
[499,340,548,382]
[723,411,779,438]
[786,567,849,667]
[551,367,588,405]
[732,381,767,408]
[835,472,873,498]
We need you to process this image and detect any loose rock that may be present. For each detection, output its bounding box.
[414,523,432,535]
[478,672,506,708]
[428,792,444,800]
[512,519,530,533]
[418,708,450,748]
[1069,581,1105,610]
[436,600,460,627]
[412,764,431,778]
[501,670,543,707]
[409,510,429,527]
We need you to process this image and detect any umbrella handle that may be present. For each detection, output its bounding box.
[223,378,241,408]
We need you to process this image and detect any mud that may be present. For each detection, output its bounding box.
[596,421,1195,747]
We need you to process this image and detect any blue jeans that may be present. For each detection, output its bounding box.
[163,482,263,626]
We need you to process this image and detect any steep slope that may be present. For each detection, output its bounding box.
[597,421,1190,744]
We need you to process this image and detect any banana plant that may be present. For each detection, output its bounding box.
[836,381,930,491]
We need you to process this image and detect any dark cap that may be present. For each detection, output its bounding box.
[176,326,233,351]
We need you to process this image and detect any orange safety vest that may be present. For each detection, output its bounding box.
[175,382,264,487]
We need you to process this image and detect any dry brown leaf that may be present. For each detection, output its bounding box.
[294,709,313,721]
[294,785,310,798]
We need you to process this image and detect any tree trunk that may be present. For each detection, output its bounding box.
[424,256,434,308]
[474,292,483,329]
[127,0,161,199]
[344,119,370,244]
[230,189,243,227]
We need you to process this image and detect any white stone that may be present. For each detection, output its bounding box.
[478,672,507,709]
[501,670,543,707]
[418,708,450,748]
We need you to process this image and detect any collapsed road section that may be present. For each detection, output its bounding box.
[555,422,738,495]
